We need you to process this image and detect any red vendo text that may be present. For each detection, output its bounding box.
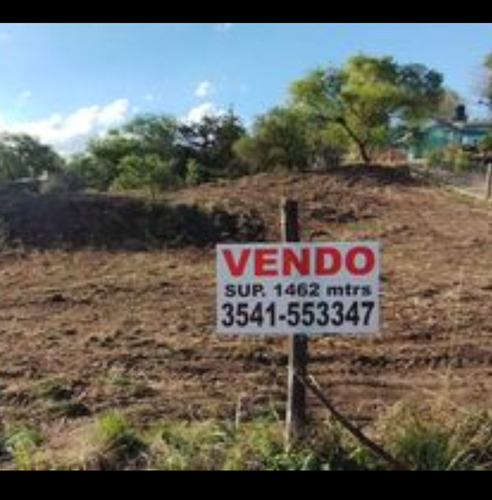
[222,246,375,278]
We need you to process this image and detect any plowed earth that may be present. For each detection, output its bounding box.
[1,167,492,447]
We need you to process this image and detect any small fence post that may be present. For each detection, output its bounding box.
[281,198,308,449]
[485,163,492,201]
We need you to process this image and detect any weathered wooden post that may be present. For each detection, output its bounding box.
[281,198,308,448]
[485,163,492,201]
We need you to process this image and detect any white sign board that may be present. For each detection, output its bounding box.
[217,242,379,335]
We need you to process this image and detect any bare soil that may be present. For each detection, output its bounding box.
[1,166,492,457]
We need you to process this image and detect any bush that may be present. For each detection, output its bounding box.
[478,134,492,153]
[111,154,178,195]
[234,106,347,174]
[185,159,208,186]
[4,424,43,470]
[426,148,445,168]
[148,420,352,471]
[451,148,473,172]
[374,401,492,470]
[95,411,146,460]
[426,146,474,172]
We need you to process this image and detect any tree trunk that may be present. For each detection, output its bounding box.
[357,142,371,165]
[336,119,371,165]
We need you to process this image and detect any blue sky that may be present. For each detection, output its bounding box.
[0,23,491,153]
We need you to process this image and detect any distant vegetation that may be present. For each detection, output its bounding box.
[68,112,247,195]
[0,52,491,194]
[0,133,64,182]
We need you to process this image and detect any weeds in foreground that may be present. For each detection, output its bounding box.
[3,424,43,470]
[94,411,146,463]
[147,419,355,471]
[2,400,492,470]
[373,401,492,470]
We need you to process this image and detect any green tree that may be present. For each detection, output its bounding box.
[185,158,208,186]
[235,106,347,173]
[67,131,140,191]
[436,88,463,121]
[66,153,105,191]
[235,107,312,172]
[68,111,246,192]
[477,53,492,147]
[291,54,444,164]
[178,111,246,178]
[70,115,179,191]
[482,52,492,112]
[111,154,176,197]
[124,114,184,180]
[123,114,178,158]
[0,133,63,183]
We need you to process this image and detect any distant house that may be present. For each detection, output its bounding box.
[409,106,491,160]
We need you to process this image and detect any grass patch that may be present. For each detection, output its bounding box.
[148,419,355,471]
[33,377,73,402]
[31,377,90,421]
[91,411,147,469]
[372,401,492,470]
[3,424,43,470]
[100,368,154,399]
[4,400,492,470]
[47,401,91,419]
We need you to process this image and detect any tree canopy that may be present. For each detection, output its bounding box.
[0,133,63,184]
[235,106,348,173]
[290,54,444,163]
[178,111,247,179]
[67,111,247,193]
[482,52,492,112]
[235,107,312,172]
[436,88,463,122]
[1,52,460,192]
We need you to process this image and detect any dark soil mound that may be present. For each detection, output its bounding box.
[0,193,266,250]
[330,164,418,187]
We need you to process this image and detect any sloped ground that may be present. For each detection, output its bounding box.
[0,192,264,249]
[1,166,492,468]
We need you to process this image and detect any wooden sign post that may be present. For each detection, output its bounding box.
[281,198,308,447]
[216,203,380,449]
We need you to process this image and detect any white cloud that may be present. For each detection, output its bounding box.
[2,98,130,153]
[215,23,234,33]
[194,80,214,99]
[97,99,129,126]
[184,102,225,123]
[144,94,154,102]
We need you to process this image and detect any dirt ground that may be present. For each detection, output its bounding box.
[1,167,492,458]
